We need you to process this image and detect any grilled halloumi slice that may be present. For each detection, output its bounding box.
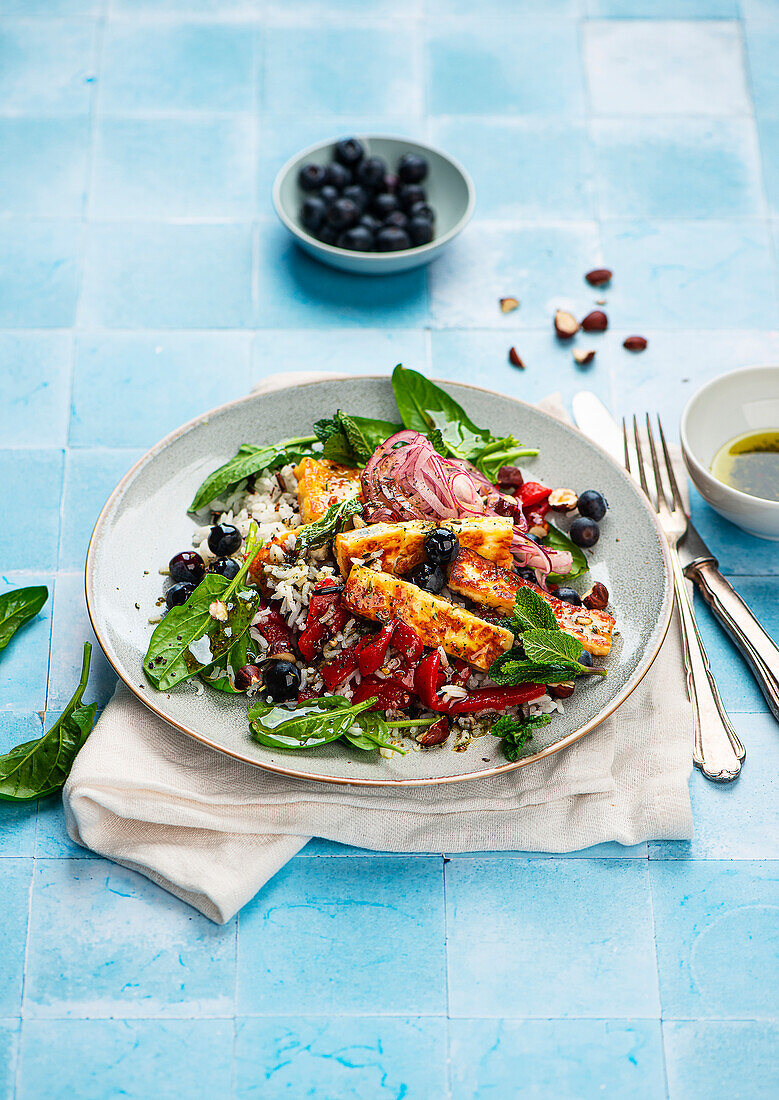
[343,565,514,670]
[334,516,514,578]
[294,458,363,523]
[448,548,615,657]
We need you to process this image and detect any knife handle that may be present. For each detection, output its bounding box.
[686,559,779,723]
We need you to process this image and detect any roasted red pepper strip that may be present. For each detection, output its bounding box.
[350,675,411,712]
[298,580,348,662]
[413,651,450,712]
[320,637,371,691]
[448,658,472,688]
[298,686,323,701]
[448,683,545,714]
[357,621,396,676]
[518,481,551,509]
[254,604,294,657]
[392,621,424,664]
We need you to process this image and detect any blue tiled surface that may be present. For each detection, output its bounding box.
[1,2,778,1097]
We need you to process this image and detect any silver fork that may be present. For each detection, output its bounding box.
[624,414,745,783]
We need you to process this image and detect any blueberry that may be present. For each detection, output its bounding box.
[209,557,240,580]
[408,561,446,594]
[424,528,459,566]
[579,650,594,667]
[261,659,301,703]
[569,516,600,548]
[169,550,205,585]
[356,155,387,190]
[408,216,434,246]
[525,533,542,544]
[375,226,411,252]
[372,192,399,219]
[338,225,374,251]
[398,153,428,184]
[166,581,195,609]
[317,223,339,246]
[577,490,608,522]
[325,162,352,190]
[399,183,426,210]
[554,586,582,606]
[327,197,360,230]
[208,523,242,557]
[342,184,368,212]
[334,137,364,168]
[298,163,326,192]
[359,213,382,234]
[516,567,537,583]
[409,201,435,223]
[318,184,339,208]
[384,210,408,229]
[300,195,327,233]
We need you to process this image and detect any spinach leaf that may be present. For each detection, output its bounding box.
[501,586,558,634]
[248,695,425,754]
[544,523,589,583]
[314,411,401,467]
[294,497,363,558]
[492,713,551,762]
[0,585,48,652]
[200,630,253,694]
[0,642,96,802]
[189,436,317,512]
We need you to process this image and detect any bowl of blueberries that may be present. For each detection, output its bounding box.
[273,134,475,275]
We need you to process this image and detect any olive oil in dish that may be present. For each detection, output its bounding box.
[710,430,779,502]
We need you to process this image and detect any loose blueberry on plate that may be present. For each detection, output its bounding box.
[516,567,537,583]
[554,586,582,606]
[342,184,368,212]
[384,210,408,229]
[208,522,242,557]
[300,195,328,233]
[338,225,374,251]
[408,201,435,223]
[398,152,428,184]
[298,163,327,191]
[262,659,301,702]
[169,550,205,585]
[327,197,360,230]
[577,489,608,522]
[399,183,426,210]
[334,137,364,167]
[569,516,600,548]
[166,581,195,609]
[408,560,446,594]
[325,162,351,190]
[318,184,339,208]
[209,557,241,580]
[424,528,459,565]
[579,650,594,667]
[356,155,387,190]
[371,192,399,219]
[408,216,433,246]
[375,226,411,251]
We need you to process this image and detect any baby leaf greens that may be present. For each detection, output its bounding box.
[0,585,48,652]
[294,497,363,558]
[544,524,588,583]
[0,642,96,802]
[492,713,551,762]
[189,437,317,513]
[391,365,538,478]
[249,695,435,754]
[314,410,402,467]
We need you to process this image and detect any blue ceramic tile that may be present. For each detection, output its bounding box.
[0,118,89,217]
[237,856,446,1015]
[111,0,255,12]
[664,1021,779,1100]
[584,21,750,116]
[100,23,257,113]
[599,220,776,330]
[234,1017,448,1099]
[651,860,779,1019]
[71,332,252,448]
[0,221,80,328]
[449,1019,665,1100]
[91,117,255,219]
[745,22,779,118]
[429,0,577,12]
[254,220,429,328]
[428,222,600,329]
[24,859,236,1018]
[757,117,779,215]
[688,484,779,576]
[264,26,422,119]
[268,0,419,13]
[593,118,763,219]
[47,572,116,712]
[0,20,97,113]
[0,0,98,11]
[430,117,594,220]
[589,0,738,13]
[0,715,43,856]
[651,714,779,861]
[743,0,779,17]
[17,1019,233,1100]
[58,449,144,570]
[0,333,71,447]
[251,328,428,383]
[0,450,63,571]
[445,858,659,1017]
[0,575,53,712]
[427,21,585,117]
[0,859,32,1016]
[0,1019,20,1100]
[79,222,254,329]
[35,794,98,859]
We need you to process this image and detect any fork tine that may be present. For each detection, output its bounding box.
[657,415,685,514]
[645,413,668,510]
[622,417,631,473]
[632,415,651,501]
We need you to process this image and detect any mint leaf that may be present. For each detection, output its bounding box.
[294,497,363,558]
[505,587,558,634]
[522,629,583,665]
[492,713,551,762]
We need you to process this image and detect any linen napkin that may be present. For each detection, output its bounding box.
[64,372,693,924]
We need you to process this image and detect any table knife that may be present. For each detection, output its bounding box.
[572,391,779,722]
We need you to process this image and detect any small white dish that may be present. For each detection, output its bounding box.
[681,365,779,540]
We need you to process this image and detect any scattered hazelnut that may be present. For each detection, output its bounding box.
[583,581,609,610]
[508,346,525,369]
[527,512,550,537]
[573,349,596,366]
[548,487,578,513]
[500,297,519,313]
[623,335,648,352]
[585,268,612,287]
[549,682,575,699]
[235,664,263,691]
[417,717,450,745]
[581,309,608,332]
[554,309,579,339]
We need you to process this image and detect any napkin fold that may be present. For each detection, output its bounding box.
[64,372,693,924]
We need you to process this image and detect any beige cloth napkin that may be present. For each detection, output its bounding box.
[64,372,693,924]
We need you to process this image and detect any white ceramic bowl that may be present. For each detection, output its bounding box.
[272,134,475,275]
[681,364,779,540]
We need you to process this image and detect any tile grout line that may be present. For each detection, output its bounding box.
[13,858,36,1100]
[646,860,671,1100]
